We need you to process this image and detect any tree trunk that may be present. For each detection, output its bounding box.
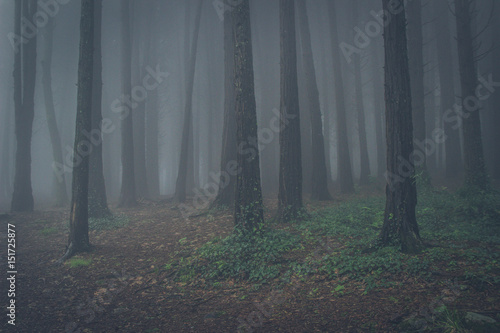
[174,0,203,203]
[88,0,111,218]
[277,0,304,222]
[41,20,68,207]
[371,42,386,178]
[212,6,237,208]
[11,0,36,212]
[407,0,429,183]
[146,1,161,199]
[118,0,137,207]
[433,0,463,179]
[132,1,149,200]
[60,0,94,261]
[233,0,264,232]
[379,0,422,254]
[296,0,332,201]
[351,1,370,186]
[327,0,355,194]
[454,0,490,191]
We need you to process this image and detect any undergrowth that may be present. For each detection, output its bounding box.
[88,214,129,231]
[167,187,500,292]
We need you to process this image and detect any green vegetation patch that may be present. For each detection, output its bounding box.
[66,257,92,268]
[89,214,129,231]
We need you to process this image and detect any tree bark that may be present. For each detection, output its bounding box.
[146,1,161,199]
[60,0,94,261]
[433,0,463,179]
[212,5,237,209]
[88,0,111,218]
[296,0,332,200]
[41,19,68,207]
[371,42,386,178]
[174,0,203,203]
[407,0,429,183]
[379,0,422,254]
[118,0,137,207]
[327,0,355,194]
[351,1,370,186]
[454,0,490,191]
[11,0,36,212]
[132,0,149,200]
[233,0,264,232]
[277,0,304,222]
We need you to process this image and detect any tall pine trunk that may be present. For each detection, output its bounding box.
[379,0,422,254]
[455,0,490,191]
[351,1,370,186]
[296,0,332,201]
[407,0,429,183]
[11,0,37,212]
[327,0,354,194]
[88,0,111,218]
[433,0,463,179]
[146,1,161,199]
[212,6,237,208]
[41,19,68,207]
[277,0,304,222]
[60,0,94,261]
[118,0,137,207]
[174,0,203,203]
[233,0,264,232]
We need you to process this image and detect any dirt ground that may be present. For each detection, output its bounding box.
[1,198,498,333]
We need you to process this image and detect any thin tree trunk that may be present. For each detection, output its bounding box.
[327,0,354,194]
[212,6,237,208]
[175,0,203,203]
[297,0,332,200]
[131,0,149,200]
[41,20,68,207]
[277,0,304,222]
[351,1,370,186]
[407,0,429,183]
[60,0,94,262]
[11,0,36,212]
[88,0,111,218]
[455,0,490,191]
[146,1,160,199]
[379,0,422,254]
[233,0,264,231]
[118,0,137,207]
[371,43,386,178]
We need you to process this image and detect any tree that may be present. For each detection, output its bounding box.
[407,0,429,182]
[351,0,371,186]
[174,0,203,203]
[88,0,111,218]
[60,0,94,261]
[327,0,355,194]
[296,0,332,201]
[132,0,149,200]
[41,19,68,207]
[145,0,161,199]
[433,0,462,179]
[233,0,264,231]
[212,4,237,208]
[371,42,386,178]
[11,0,37,212]
[118,0,137,207]
[454,0,490,191]
[378,0,422,254]
[276,0,304,222]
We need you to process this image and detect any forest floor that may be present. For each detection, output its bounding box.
[1,185,500,333]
